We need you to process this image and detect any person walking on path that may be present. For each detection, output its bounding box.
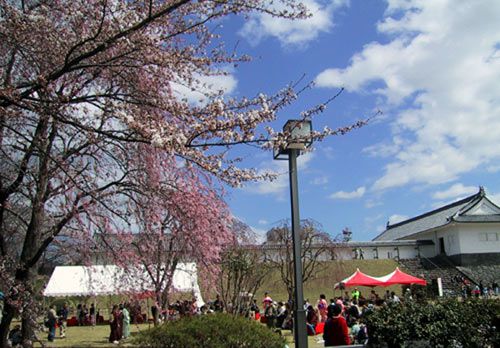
[46,305,57,342]
[58,302,69,338]
[109,304,123,344]
[90,303,96,326]
[122,303,131,339]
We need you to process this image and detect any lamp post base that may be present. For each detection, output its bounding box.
[294,307,308,347]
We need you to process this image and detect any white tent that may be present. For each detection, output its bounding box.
[43,263,204,306]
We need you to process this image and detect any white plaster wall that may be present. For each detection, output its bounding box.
[413,223,500,256]
[437,225,461,256]
[325,246,418,260]
[334,248,355,260]
[357,247,380,260]
[413,227,461,256]
[377,247,399,260]
[412,230,439,257]
[456,223,500,254]
[358,246,418,260]
[398,246,419,259]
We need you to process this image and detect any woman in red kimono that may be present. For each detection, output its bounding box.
[323,304,350,346]
[109,304,123,344]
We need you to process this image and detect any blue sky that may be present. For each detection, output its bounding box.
[188,0,500,241]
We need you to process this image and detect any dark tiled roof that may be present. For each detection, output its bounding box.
[373,187,500,241]
[452,215,500,222]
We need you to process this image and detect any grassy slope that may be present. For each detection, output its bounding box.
[253,259,402,302]
[43,260,402,309]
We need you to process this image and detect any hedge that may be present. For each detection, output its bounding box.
[133,313,286,348]
[364,299,500,348]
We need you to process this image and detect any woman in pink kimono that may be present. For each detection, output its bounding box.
[317,294,328,322]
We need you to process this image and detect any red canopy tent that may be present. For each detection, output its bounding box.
[375,267,427,286]
[334,268,386,288]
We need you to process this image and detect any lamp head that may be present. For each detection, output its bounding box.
[273,119,313,160]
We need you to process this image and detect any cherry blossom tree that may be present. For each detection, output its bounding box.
[113,146,232,312]
[0,0,372,344]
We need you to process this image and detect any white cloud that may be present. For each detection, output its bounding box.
[329,186,365,199]
[322,146,336,160]
[489,192,500,207]
[170,71,237,105]
[362,135,406,158]
[431,200,449,209]
[244,152,315,196]
[487,165,500,173]
[316,0,500,191]
[432,183,477,200]
[258,219,269,225]
[388,214,409,225]
[364,214,383,224]
[310,175,329,185]
[239,0,349,47]
[365,199,382,209]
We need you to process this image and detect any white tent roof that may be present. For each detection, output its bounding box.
[43,263,204,306]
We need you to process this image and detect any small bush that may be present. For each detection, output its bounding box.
[364,299,499,348]
[133,313,286,348]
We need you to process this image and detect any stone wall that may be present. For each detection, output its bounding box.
[456,264,500,286]
[448,252,500,266]
[397,257,471,296]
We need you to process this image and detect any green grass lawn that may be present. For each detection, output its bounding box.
[33,323,151,347]
[32,323,326,347]
[282,330,326,348]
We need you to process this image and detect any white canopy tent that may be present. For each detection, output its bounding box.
[43,263,204,306]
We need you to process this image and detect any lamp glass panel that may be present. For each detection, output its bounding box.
[283,120,312,148]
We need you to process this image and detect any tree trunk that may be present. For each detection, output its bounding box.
[0,302,16,347]
[287,287,294,304]
[0,266,37,346]
[21,315,35,347]
[153,292,161,327]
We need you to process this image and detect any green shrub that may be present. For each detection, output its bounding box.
[364,299,499,348]
[133,313,286,348]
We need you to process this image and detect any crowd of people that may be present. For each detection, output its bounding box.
[33,282,498,346]
[250,288,413,347]
[75,303,98,326]
[41,301,128,344]
[149,298,204,323]
[44,301,101,342]
[305,291,372,346]
[457,277,499,298]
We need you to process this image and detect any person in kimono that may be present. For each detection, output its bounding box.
[109,304,123,344]
[122,303,130,339]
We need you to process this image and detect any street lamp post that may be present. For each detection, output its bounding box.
[274,120,312,348]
